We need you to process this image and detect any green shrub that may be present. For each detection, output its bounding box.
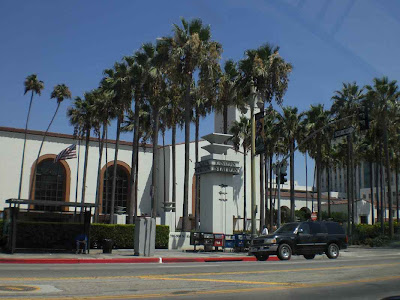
[155,225,169,249]
[7,222,169,250]
[321,211,348,223]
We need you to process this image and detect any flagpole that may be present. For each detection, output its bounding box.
[74,137,81,217]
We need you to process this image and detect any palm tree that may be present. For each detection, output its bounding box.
[165,17,222,231]
[214,60,240,134]
[263,106,281,228]
[19,74,44,199]
[67,92,97,205]
[300,104,331,221]
[230,116,251,231]
[366,77,400,238]
[124,44,154,224]
[30,84,71,199]
[238,43,292,232]
[92,88,115,221]
[278,106,301,222]
[102,62,132,223]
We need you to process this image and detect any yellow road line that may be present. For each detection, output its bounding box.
[1,262,399,282]
[139,262,400,278]
[0,275,399,300]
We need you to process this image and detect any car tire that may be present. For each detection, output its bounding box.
[303,254,315,260]
[326,243,340,259]
[255,254,269,261]
[277,243,292,260]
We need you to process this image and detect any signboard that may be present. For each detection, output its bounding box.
[333,127,354,138]
[195,159,240,175]
[311,212,317,221]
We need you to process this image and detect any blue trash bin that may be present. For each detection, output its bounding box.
[224,235,235,249]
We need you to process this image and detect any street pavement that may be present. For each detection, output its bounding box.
[0,247,399,299]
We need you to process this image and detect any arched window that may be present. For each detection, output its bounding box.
[102,165,130,215]
[34,158,66,211]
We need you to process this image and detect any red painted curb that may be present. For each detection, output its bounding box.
[0,256,279,264]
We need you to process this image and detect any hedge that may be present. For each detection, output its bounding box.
[0,221,169,250]
[353,222,400,246]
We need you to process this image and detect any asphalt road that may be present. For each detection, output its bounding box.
[0,250,400,299]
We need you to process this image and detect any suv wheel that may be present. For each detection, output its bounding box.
[304,254,315,260]
[326,243,339,259]
[277,243,292,260]
[255,254,269,261]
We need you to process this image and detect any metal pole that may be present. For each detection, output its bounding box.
[250,104,257,238]
[277,167,281,228]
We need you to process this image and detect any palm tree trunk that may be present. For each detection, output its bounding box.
[223,104,228,134]
[110,116,122,224]
[105,129,109,219]
[259,153,265,230]
[269,155,273,229]
[346,135,351,237]
[370,162,375,225]
[94,125,106,222]
[264,155,269,227]
[327,166,331,218]
[195,112,200,230]
[81,127,91,205]
[151,102,160,218]
[172,124,177,216]
[383,108,394,238]
[380,157,384,232]
[375,152,380,224]
[163,132,166,209]
[396,157,399,223]
[290,140,295,222]
[182,80,191,232]
[30,102,61,199]
[129,97,140,224]
[18,90,34,199]
[134,140,139,220]
[316,140,322,220]
[243,150,247,231]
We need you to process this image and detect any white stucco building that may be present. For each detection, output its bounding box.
[2,107,381,232]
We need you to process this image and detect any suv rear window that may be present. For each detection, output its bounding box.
[325,222,345,234]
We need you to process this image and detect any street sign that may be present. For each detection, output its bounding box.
[311,212,317,221]
[333,127,354,138]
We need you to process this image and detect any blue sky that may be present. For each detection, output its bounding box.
[1,0,400,186]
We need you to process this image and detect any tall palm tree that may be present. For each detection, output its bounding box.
[67,92,97,205]
[19,74,44,199]
[214,60,241,134]
[165,17,222,231]
[124,44,154,224]
[230,116,251,231]
[366,77,400,238]
[30,84,71,199]
[300,104,331,221]
[102,62,132,223]
[278,106,301,222]
[92,88,115,221]
[263,106,280,228]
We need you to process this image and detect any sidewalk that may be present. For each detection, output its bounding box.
[0,248,265,264]
[0,246,398,264]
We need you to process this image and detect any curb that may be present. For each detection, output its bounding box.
[0,256,279,264]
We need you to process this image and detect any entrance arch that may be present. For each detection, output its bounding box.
[99,161,131,215]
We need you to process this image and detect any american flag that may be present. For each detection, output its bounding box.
[54,144,77,162]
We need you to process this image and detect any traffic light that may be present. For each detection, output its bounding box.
[280,165,288,184]
[280,171,287,184]
[358,105,369,131]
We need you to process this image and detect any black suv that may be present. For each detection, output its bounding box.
[249,221,347,261]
